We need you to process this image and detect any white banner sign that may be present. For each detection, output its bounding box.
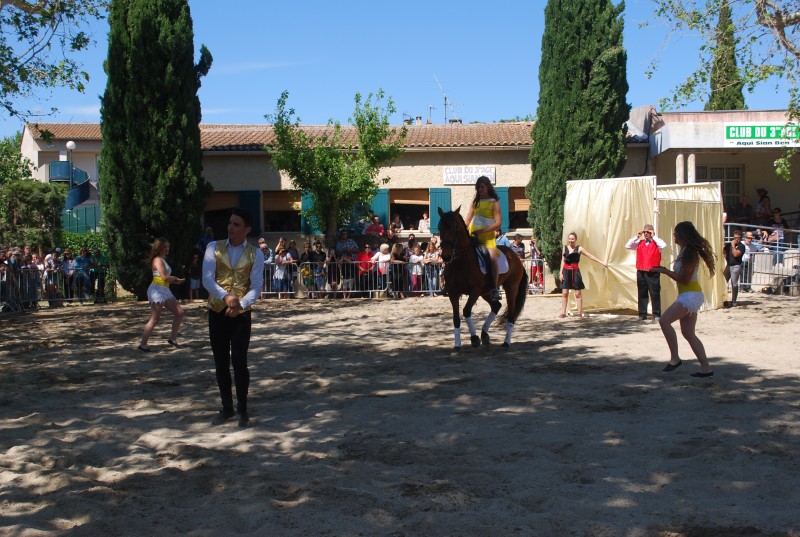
[443,166,496,185]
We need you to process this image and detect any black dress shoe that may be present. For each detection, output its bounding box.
[662,360,683,372]
[137,345,151,353]
[238,411,251,428]
[211,409,235,425]
[167,339,182,348]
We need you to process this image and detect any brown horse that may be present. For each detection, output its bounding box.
[437,207,528,351]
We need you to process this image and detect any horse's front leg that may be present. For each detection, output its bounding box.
[462,292,482,348]
[449,294,462,352]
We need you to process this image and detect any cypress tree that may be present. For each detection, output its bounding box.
[99,0,212,299]
[526,0,630,289]
[705,0,745,111]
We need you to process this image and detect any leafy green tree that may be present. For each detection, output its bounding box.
[0,131,64,251]
[526,0,630,289]
[99,0,212,299]
[498,114,536,123]
[0,177,66,251]
[0,0,107,120]
[649,0,800,178]
[0,132,33,185]
[705,0,746,110]
[267,89,406,245]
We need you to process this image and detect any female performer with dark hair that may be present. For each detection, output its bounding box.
[139,238,185,352]
[465,176,503,301]
[558,231,607,318]
[652,221,717,377]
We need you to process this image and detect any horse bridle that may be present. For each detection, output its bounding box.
[438,218,467,264]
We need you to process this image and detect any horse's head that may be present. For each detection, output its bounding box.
[437,206,466,261]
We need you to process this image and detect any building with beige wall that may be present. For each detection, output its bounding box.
[20,109,799,241]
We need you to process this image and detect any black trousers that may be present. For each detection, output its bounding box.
[209,309,252,413]
[637,270,662,318]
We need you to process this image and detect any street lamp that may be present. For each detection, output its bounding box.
[66,140,76,189]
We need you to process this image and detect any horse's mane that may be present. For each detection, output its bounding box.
[441,210,481,251]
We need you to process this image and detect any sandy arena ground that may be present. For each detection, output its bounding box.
[1,292,799,537]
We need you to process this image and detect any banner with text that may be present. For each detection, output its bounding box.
[724,123,800,148]
[443,166,496,185]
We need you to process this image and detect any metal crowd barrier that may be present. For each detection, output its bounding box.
[731,250,800,296]
[260,260,440,299]
[260,258,548,299]
[1,267,115,313]
[724,222,798,262]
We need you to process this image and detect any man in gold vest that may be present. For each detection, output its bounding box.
[202,208,264,427]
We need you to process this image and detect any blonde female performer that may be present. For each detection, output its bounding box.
[138,238,185,352]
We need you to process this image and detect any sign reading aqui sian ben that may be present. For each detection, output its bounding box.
[443,166,496,185]
[724,123,800,147]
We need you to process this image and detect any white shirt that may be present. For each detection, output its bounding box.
[202,239,265,310]
[371,251,391,273]
[742,240,759,263]
[625,235,667,251]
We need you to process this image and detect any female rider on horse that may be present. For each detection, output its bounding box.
[465,176,502,301]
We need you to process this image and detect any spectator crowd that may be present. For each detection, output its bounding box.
[0,243,110,311]
[254,218,546,300]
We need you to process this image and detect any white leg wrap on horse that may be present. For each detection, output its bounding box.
[454,327,461,347]
[482,312,497,333]
[505,322,514,345]
[465,317,476,337]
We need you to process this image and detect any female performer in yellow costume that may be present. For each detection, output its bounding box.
[465,175,503,301]
[138,237,185,352]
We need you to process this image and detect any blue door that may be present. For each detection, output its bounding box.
[429,188,451,234]
[370,189,389,228]
[301,192,322,235]
[239,190,261,235]
[495,186,509,233]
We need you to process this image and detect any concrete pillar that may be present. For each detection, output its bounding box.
[675,153,685,184]
[687,153,696,183]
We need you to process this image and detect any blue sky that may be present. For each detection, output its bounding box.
[1,0,790,139]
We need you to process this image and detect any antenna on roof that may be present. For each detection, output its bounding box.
[402,113,413,125]
[434,75,461,124]
[428,104,436,124]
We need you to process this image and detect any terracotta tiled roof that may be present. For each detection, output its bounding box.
[27,122,534,151]
[27,123,101,141]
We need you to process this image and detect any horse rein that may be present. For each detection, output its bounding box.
[439,220,469,264]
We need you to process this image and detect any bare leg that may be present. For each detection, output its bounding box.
[560,289,569,317]
[163,299,185,343]
[679,312,712,372]
[575,290,583,317]
[140,303,163,348]
[658,301,689,364]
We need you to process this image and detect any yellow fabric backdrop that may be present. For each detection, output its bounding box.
[562,177,725,314]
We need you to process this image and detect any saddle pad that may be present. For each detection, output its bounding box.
[476,249,509,275]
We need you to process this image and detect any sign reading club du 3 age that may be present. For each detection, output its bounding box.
[724,123,800,148]
[443,166,496,185]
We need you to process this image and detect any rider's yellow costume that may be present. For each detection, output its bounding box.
[468,199,498,250]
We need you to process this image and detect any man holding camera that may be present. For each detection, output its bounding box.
[625,224,666,321]
[723,230,746,306]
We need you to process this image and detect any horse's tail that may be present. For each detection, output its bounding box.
[497,263,528,325]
